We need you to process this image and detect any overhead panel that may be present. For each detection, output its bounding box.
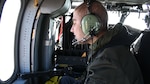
[71,0,150,4]
[98,0,149,4]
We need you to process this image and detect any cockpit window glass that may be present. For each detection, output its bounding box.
[124,12,147,30]
[108,9,147,31]
[0,0,20,81]
[108,11,121,24]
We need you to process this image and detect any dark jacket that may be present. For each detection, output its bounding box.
[84,23,144,84]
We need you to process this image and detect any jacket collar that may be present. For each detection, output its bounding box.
[89,23,123,51]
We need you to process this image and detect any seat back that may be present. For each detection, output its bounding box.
[131,30,150,84]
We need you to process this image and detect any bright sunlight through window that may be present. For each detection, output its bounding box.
[0,0,20,81]
[108,11,147,30]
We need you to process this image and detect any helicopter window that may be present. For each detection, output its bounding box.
[124,12,147,30]
[0,0,21,81]
[108,11,147,31]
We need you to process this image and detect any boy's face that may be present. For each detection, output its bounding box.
[70,11,85,43]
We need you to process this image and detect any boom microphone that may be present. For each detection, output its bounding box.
[72,33,91,45]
